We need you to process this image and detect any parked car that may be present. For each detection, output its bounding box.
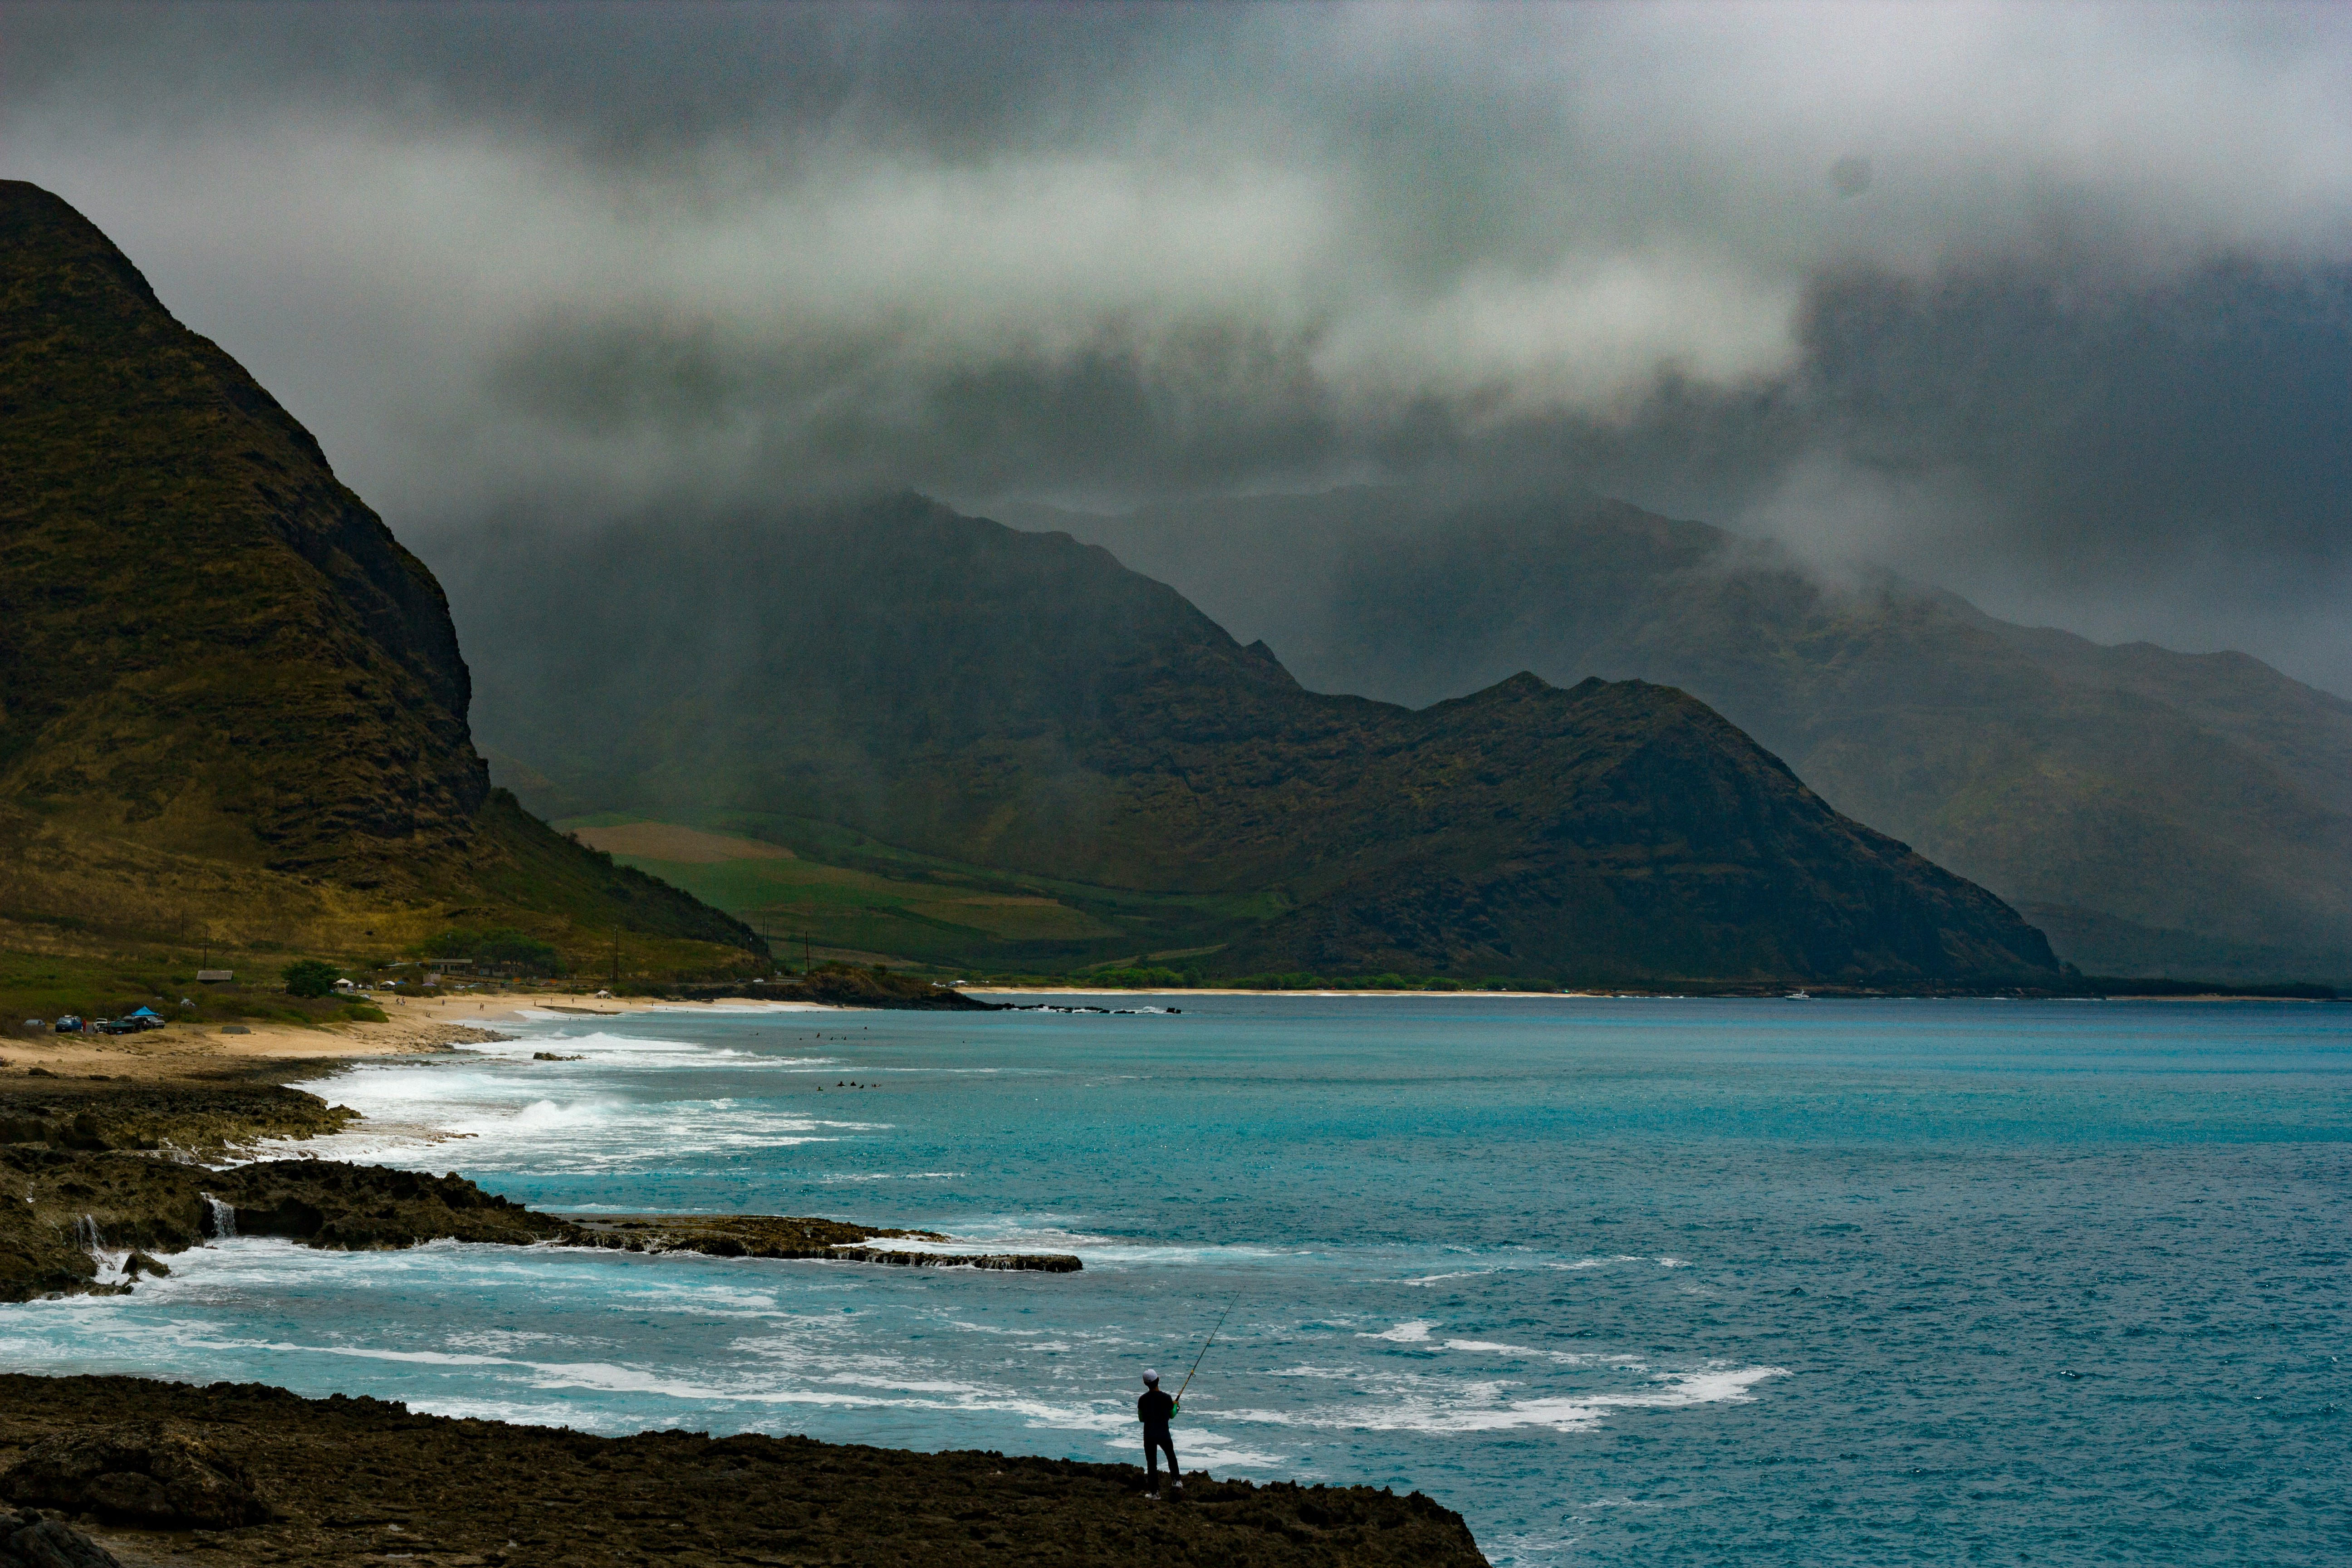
[53,1015,84,1033]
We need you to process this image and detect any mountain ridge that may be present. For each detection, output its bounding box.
[1000,488,2352,981]
[445,495,2059,986]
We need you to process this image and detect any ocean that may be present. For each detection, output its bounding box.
[4,995,2345,1564]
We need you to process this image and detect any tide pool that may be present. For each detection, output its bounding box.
[4,996,2346,1564]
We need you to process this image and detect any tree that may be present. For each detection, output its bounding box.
[282,959,341,998]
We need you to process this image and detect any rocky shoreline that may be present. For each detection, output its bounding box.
[0,1375,1487,1567]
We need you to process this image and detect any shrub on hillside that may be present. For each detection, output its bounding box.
[281,959,341,998]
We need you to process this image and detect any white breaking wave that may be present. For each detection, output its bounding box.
[1225,1362,1788,1434]
[1364,1319,1437,1342]
[817,1171,965,1184]
[254,1026,876,1171]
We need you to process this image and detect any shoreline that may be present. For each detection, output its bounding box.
[0,1019,1485,1566]
[6,982,2332,1090]
[0,1000,1084,1301]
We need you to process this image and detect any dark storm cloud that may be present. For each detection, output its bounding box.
[1793,263,2352,577]
[0,2,1187,158]
[3,1,2350,686]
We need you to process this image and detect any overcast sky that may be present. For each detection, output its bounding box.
[7,1,2350,692]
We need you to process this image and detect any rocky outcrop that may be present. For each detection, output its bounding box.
[0,1508,120,1568]
[0,1080,357,1155]
[0,1150,570,1301]
[215,1160,568,1250]
[834,1245,1083,1272]
[565,1212,935,1258]
[554,1215,1084,1271]
[564,1215,1081,1271]
[1,1426,270,1530]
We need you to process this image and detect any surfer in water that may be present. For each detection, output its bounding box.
[1137,1369,1181,1498]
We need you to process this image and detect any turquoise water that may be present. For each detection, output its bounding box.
[5,996,2347,1563]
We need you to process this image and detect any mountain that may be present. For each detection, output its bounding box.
[442,495,2058,986]
[1000,488,2352,983]
[0,181,756,968]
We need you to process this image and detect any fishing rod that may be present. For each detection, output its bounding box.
[1173,1287,1247,1411]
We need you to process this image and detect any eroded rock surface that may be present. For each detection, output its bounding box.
[1,1425,269,1529]
[0,1079,356,1156]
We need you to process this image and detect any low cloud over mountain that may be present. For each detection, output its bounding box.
[5,2,2347,689]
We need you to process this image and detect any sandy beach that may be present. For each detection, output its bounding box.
[0,990,794,1083]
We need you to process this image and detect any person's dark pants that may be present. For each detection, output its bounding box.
[1143,1425,1178,1486]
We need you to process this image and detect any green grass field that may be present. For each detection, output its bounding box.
[0,947,397,1039]
[557,811,1283,974]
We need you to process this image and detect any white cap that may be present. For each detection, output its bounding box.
[1142,1368,1160,1385]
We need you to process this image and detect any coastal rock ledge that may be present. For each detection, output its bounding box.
[2,1139,1081,1300]
[568,1215,1083,1271]
[0,1376,1488,1568]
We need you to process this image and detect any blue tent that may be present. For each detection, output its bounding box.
[127,1006,162,1019]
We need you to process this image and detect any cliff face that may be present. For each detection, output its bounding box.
[0,183,755,962]
[455,496,2058,984]
[0,181,485,872]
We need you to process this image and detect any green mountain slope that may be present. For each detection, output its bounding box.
[446,496,2058,986]
[1007,488,2352,982]
[0,182,757,968]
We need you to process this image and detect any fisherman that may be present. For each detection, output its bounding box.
[1137,1368,1181,1498]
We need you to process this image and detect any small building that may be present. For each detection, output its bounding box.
[196,970,234,983]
